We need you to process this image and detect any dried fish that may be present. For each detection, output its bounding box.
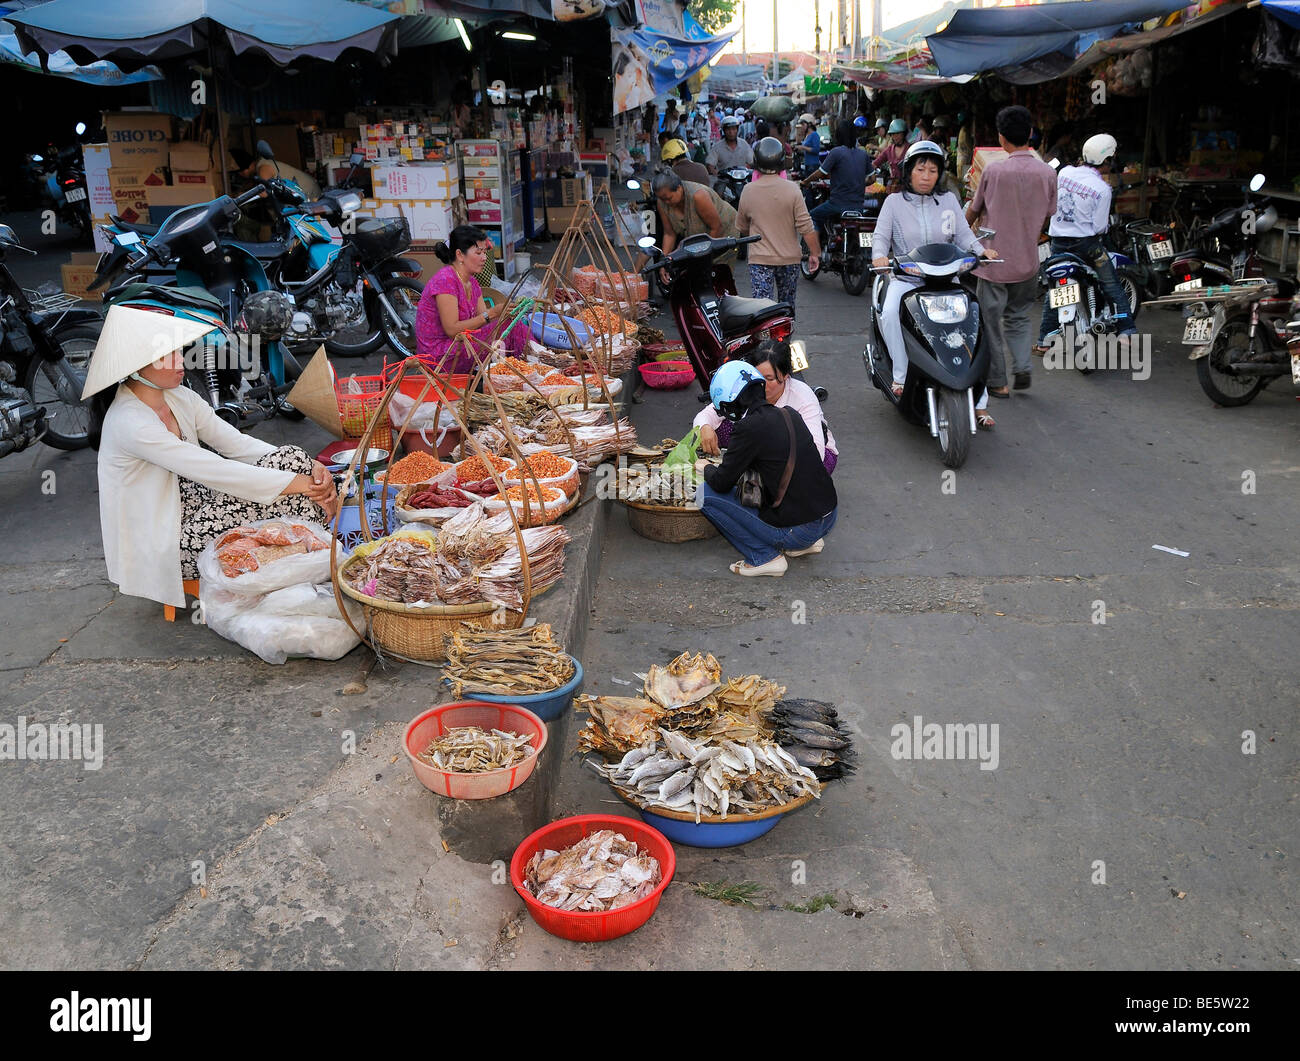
[768,699,857,781]
[434,502,571,611]
[418,725,535,773]
[441,622,575,696]
[574,695,665,756]
[523,829,661,912]
[643,651,723,711]
[594,729,821,822]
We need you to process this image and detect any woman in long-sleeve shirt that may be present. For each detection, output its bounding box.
[86,306,338,608]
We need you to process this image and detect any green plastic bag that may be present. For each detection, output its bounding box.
[663,427,702,486]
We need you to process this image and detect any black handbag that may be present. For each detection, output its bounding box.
[739,408,797,509]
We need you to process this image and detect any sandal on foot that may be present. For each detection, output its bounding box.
[729,555,788,577]
[975,410,996,430]
[989,386,1010,399]
[785,538,824,557]
[890,382,904,398]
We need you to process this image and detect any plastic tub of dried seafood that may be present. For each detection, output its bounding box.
[614,788,817,847]
[471,657,584,722]
[510,814,675,941]
[403,701,548,799]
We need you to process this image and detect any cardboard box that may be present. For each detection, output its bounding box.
[371,161,459,200]
[545,205,580,230]
[170,141,225,186]
[467,201,504,223]
[103,111,174,168]
[461,160,501,181]
[86,167,115,224]
[405,250,446,283]
[82,143,112,179]
[465,177,502,203]
[109,165,167,190]
[147,184,217,207]
[257,124,304,169]
[110,185,150,225]
[361,198,455,244]
[60,252,103,299]
[544,175,592,207]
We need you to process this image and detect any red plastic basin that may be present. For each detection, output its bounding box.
[638,360,696,390]
[403,702,547,800]
[510,814,676,942]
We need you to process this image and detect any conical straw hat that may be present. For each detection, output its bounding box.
[285,346,344,438]
[81,305,218,399]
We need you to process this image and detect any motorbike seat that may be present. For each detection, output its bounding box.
[718,294,791,335]
[226,238,291,260]
[111,216,159,237]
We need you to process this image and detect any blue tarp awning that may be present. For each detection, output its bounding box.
[926,0,1190,77]
[1262,0,1300,30]
[0,3,163,83]
[4,0,401,70]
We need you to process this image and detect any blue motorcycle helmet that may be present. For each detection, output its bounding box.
[853,114,868,129]
[709,361,765,422]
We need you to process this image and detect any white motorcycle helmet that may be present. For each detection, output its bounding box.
[1254,203,1279,234]
[1081,133,1118,166]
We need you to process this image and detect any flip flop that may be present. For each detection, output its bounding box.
[989,386,1010,399]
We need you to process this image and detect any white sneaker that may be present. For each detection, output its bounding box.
[785,538,824,558]
[729,555,788,577]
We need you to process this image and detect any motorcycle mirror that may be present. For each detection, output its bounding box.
[255,139,275,162]
[1048,157,1060,170]
[637,235,656,249]
[626,179,641,191]
[74,122,86,136]
[974,228,996,240]
[1249,173,1265,192]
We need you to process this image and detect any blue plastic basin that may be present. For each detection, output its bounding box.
[635,807,784,848]
[529,312,590,350]
[457,658,583,722]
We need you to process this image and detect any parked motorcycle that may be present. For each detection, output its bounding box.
[31,141,91,240]
[1107,216,1178,301]
[638,233,796,394]
[0,225,100,455]
[92,184,304,428]
[1181,279,1299,406]
[799,179,883,295]
[1168,174,1279,292]
[863,242,992,469]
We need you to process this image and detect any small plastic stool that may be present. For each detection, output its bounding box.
[164,579,200,622]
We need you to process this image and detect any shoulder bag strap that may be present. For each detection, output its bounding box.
[773,407,797,508]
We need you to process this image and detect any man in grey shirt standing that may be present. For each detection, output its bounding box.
[965,105,1057,396]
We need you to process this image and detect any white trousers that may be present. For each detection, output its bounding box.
[879,275,987,410]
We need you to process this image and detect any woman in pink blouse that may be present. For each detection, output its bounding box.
[414,226,527,372]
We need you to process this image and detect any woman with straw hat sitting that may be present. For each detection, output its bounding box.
[84,305,338,609]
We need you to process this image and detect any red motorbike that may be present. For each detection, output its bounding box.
[639,233,795,395]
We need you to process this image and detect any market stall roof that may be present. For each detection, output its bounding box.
[705,63,768,93]
[0,2,163,83]
[925,0,1191,78]
[3,0,401,70]
[417,0,555,21]
[1262,0,1300,30]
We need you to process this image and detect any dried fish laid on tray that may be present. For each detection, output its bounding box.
[442,622,575,696]
[768,699,857,781]
[593,729,821,822]
[345,534,440,604]
[524,829,661,912]
[685,674,786,743]
[640,651,722,710]
[574,695,665,756]
[434,502,570,611]
[418,725,535,773]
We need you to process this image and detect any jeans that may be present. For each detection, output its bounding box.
[696,481,837,566]
[1039,234,1135,341]
[809,201,845,242]
[977,275,1040,389]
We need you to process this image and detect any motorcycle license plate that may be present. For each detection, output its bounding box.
[1174,278,1202,292]
[858,232,873,248]
[788,340,810,373]
[1147,240,1173,260]
[1037,241,1051,263]
[1049,283,1080,308]
[65,187,87,202]
[1183,316,1214,344]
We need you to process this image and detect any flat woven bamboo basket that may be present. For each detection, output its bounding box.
[622,499,717,543]
[338,556,525,662]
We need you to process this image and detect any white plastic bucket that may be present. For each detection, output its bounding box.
[515,253,532,272]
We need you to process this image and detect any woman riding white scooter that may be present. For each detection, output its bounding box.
[872,140,1000,428]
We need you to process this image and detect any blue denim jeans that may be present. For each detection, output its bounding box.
[697,481,837,566]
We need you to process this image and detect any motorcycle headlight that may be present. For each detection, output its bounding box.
[917,293,969,323]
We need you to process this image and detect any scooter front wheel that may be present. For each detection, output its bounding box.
[936,387,971,469]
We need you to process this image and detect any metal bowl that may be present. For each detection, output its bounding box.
[330,447,389,469]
